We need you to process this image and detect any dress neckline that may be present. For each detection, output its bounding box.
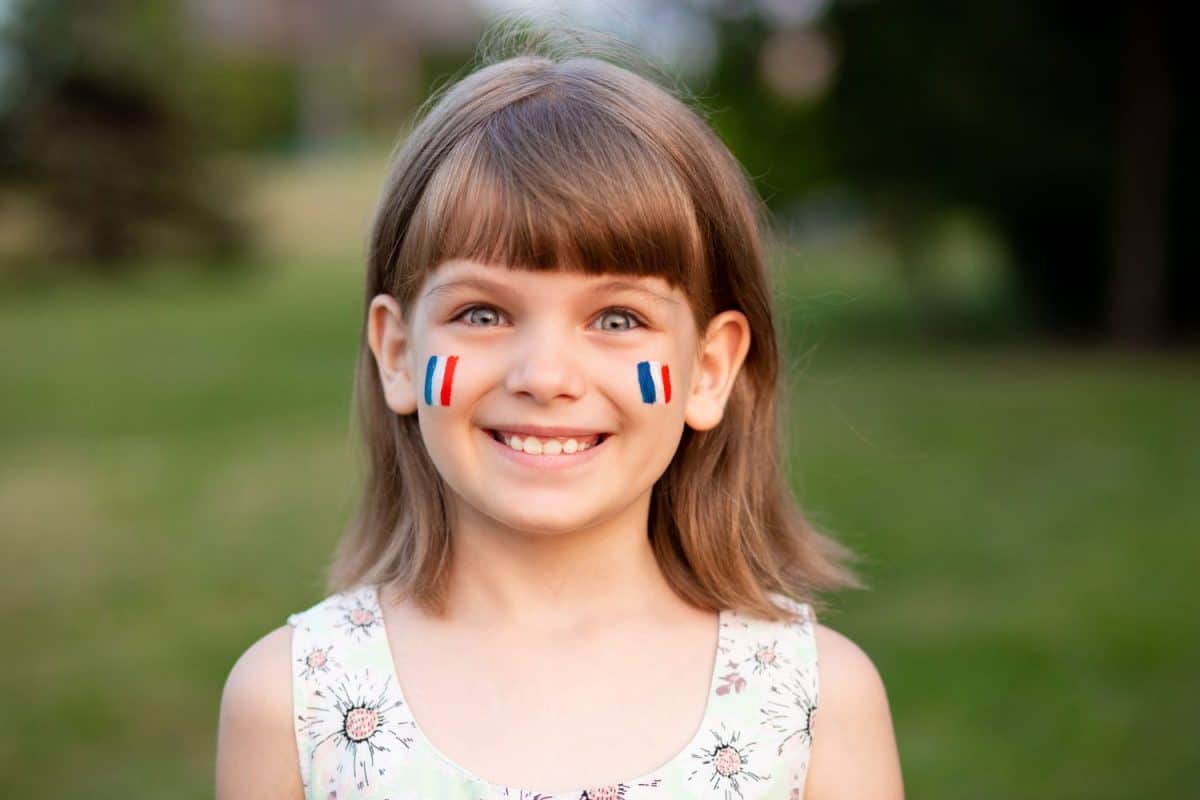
[368,582,732,796]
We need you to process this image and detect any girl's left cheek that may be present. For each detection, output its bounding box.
[422,353,461,407]
[635,360,672,405]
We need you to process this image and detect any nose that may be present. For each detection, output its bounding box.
[503,323,587,403]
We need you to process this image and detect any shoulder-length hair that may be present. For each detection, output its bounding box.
[328,24,863,622]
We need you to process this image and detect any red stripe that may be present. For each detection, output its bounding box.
[440,355,458,405]
[661,363,671,404]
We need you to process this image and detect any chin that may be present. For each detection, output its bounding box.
[481,501,601,537]
[501,512,595,536]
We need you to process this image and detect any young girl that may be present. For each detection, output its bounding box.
[216,25,903,800]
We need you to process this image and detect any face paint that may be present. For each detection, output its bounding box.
[637,360,671,404]
[424,354,460,406]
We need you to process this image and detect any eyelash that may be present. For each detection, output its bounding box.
[452,304,647,331]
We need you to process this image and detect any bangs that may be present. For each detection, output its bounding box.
[408,84,709,306]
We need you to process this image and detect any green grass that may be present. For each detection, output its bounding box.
[2,172,1197,797]
[781,343,1200,798]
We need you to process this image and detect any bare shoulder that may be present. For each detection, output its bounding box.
[804,620,905,800]
[215,624,304,800]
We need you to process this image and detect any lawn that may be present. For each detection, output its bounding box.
[1,154,1196,798]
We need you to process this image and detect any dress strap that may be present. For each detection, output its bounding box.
[286,584,390,797]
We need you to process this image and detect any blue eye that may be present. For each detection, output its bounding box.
[456,305,504,326]
[594,308,644,331]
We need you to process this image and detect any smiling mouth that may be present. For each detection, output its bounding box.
[485,429,610,455]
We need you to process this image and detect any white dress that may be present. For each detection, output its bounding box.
[286,583,820,799]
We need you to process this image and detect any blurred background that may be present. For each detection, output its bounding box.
[1,0,1196,797]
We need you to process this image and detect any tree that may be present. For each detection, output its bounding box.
[820,0,1189,343]
[0,0,246,271]
[695,0,1192,343]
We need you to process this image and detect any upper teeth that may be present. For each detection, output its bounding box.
[497,432,600,455]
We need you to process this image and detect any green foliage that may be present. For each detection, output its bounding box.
[700,13,831,210]
[820,1,1120,335]
[695,2,1192,341]
[186,55,300,152]
[0,0,248,270]
[817,1,1192,339]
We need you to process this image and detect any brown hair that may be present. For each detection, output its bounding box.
[328,22,863,622]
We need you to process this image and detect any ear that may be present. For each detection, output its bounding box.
[684,310,751,432]
[367,293,419,415]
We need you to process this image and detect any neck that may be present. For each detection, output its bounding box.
[438,488,678,633]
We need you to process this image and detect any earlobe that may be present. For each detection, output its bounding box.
[367,294,419,415]
[684,310,751,432]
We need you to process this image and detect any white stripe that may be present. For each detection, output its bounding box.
[432,357,448,404]
[649,360,664,404]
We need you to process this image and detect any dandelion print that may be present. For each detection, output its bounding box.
[717,634,795,698]
[754,645,777,668]
[761,671,818,756]
[581,787,625,800]
[688,726,768,800]
[579,778,661,799]
[298,668,415,790]
[299,644,340,679]
[333,596,383,643]
[748,640,788,677]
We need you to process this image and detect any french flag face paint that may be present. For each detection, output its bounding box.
[424,354,460,406]
[637,360,671,405]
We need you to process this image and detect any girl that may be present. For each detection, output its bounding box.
[216,25,903,800]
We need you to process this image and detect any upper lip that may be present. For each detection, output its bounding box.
[484,424,609,438]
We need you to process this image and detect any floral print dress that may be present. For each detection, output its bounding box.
[287,584,820,799]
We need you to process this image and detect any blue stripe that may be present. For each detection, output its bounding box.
[637,360,655,403]
[424,355,437,406]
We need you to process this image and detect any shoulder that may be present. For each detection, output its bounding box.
[810,619,885,702]
[804,620,905,800]
[215,625,304,800]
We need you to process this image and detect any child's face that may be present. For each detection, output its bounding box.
[369,258,748,537]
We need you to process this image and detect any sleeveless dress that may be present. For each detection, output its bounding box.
[287,583,820,800]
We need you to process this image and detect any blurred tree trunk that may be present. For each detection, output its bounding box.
[1109,4,1172,346]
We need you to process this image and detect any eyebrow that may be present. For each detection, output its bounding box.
[424,275,680,307]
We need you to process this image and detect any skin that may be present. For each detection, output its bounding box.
[374,258,740,628]
[214,259,904,798]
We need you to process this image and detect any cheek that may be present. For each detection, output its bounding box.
[632,359,675,406]
[413,353,473,453]
[418,353,462,407]
[596,359,685,440]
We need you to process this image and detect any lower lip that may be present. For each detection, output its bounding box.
[480,428,609,470]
